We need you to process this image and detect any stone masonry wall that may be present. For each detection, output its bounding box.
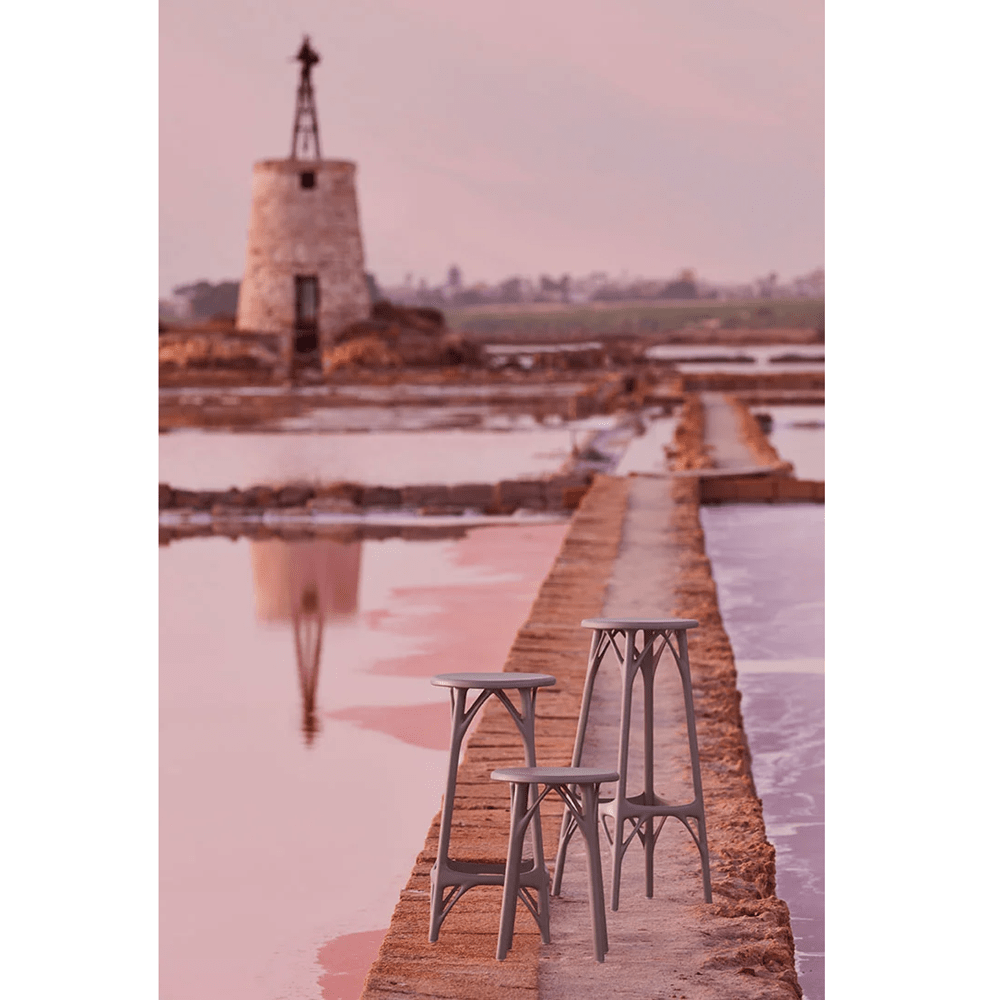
[236,159,371,350]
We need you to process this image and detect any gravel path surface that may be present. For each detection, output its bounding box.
[538,476,801,1000]
[701,393,757,469]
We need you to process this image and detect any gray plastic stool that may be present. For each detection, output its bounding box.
[429,672,556,943]
[552,618,712,910]
[492,766,618,963]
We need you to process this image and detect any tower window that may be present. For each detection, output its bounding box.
[300,171,316,189]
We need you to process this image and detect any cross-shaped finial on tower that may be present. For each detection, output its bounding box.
[290,36,322,160]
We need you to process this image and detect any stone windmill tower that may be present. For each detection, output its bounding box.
[236,37,371,370]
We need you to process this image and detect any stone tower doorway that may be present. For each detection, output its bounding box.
[294,275,319,354]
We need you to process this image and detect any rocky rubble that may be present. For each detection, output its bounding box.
[159,329,282,371]
[323,300,482,372]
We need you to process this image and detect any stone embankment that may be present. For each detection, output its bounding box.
[158,474,592,518]
[729,394,794,474]
[731,390,823,407]
[667,392,824,505]
[680,371,823,393]
[358,474,801,1000]
[663,477,802,996]
[665,394,714,471]
[699,476,824,504]
[157,475,593,546]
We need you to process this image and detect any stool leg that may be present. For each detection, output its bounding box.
[641,653,657,899]
[610,631,637,912]
[676,630,712,903]
[554,630,603,896]
[517,688,551,941]
[696,813,712,903]
[552,807,578,898]
[497,781,532,961]
[570,630,603,768]
[578,782,610,962]
[430,687,467,942]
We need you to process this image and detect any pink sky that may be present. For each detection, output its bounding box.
[159,0,823,295]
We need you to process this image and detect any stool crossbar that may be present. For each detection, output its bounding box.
[429,672,556,943]
[552,619,712,910]
[491,766,618,963]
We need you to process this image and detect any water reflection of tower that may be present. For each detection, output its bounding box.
[250,535,362,745]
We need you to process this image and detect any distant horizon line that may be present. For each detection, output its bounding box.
[163,266,824,297]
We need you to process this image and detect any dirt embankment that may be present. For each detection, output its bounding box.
[323,302,481,372]
[727,395,794,474]
[665,394,714,471]
[668,476,801,995]
[357,475,802,1000]
[680,371,824,393]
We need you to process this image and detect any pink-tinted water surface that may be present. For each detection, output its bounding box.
[158,428,578,490]
[700,504,824,1000]
[160,522,567,999]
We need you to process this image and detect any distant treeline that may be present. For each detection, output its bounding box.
[446,276,698,307]
[443,298,825,340]
[171,281,241,319]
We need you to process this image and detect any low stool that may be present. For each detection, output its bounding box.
[491,766,618,963]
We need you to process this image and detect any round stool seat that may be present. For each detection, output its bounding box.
[492,766,619,785]
[581,617,699,631]
[492,765,617,962]
[432,672,557,690]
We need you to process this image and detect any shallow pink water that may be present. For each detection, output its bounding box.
[160,523,567,999]
[158,428,576,490]
[751,404,825,481]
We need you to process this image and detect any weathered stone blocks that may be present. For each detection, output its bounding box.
[236,159,371,354]
[447,483,496,509]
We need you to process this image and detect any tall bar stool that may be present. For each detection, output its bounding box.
[492,766,618,963]
[428,672,556,943]
[552,618,712,910]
